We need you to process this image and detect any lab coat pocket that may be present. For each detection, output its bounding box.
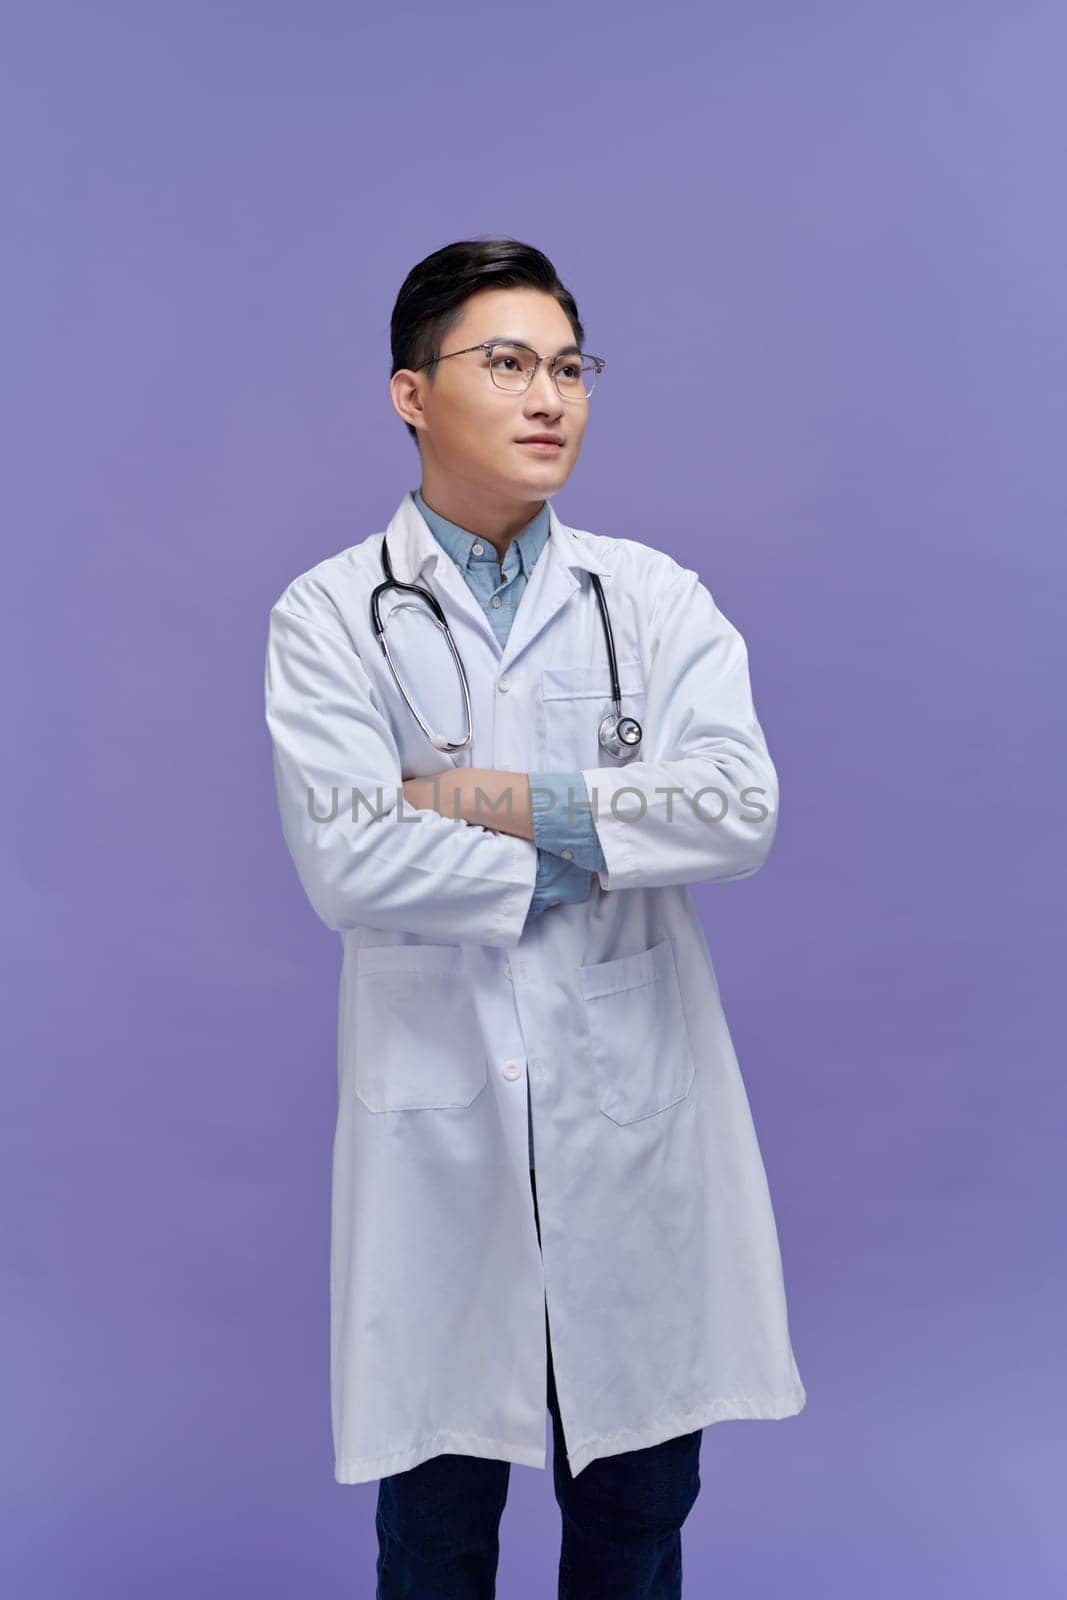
[539,660,646,771]
[579,938,696,1125]
[351,944,487,1113]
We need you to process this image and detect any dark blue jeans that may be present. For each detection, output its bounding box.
[374,1166,703,1598]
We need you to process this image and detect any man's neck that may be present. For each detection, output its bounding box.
[417,482,545,561]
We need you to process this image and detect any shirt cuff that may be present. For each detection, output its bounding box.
[528,770,607,874]
[524,845,590,924]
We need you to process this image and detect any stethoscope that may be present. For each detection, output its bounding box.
[371,532,644,759]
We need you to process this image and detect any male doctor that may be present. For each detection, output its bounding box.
[264,237,806,1599]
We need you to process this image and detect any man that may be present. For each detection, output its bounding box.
[264,237,806,1598]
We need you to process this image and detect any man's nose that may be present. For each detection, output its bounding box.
[524,364,564,416]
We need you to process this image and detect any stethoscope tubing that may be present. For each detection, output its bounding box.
[371,532,642,758]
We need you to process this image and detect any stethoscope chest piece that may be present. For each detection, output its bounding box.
[599,711,643,759]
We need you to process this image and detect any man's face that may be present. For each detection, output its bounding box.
[393,287,590,507]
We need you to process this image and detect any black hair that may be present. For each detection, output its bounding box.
[389,236,585,446]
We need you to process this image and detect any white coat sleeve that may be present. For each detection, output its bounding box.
[264,602,538,945]
[579,565,779,893]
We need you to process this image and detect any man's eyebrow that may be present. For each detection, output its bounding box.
[487,336,582,358]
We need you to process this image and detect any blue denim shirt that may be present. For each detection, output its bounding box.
[413,488,608,1170]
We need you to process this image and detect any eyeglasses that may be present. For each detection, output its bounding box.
[413,340,605,400]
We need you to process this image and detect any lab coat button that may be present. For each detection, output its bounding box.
[497,674,511,691]
[502,1060,521,1081]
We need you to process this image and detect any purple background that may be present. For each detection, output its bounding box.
[4,2,1065,1594]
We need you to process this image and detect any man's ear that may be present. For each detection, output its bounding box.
[390,368,426,434]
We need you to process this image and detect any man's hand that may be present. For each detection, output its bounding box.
[401,769,534,842]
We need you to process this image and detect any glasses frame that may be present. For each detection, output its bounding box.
[412,340,605,400]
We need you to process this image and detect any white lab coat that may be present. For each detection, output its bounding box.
[264,489,806,1485]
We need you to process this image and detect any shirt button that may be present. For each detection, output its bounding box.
[491,594,502,608]
[472,542,484,555]
[497,674,511,692]
[502,1060,521,1081]
[560,849,573,860]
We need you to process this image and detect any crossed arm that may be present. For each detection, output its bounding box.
[401,769,604,869]
[401,769,605,922]
[400,769,536,842]
[266,567,776,944]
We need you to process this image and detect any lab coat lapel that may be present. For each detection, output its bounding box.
[383,492,612,680]
[384,491,507,658]
[498,500,612,676]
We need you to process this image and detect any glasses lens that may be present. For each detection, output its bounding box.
[487,344,600,398]
[552,354,599,399]
[488,343,538,391]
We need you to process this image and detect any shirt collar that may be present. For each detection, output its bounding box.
[380,490,612,584]
[413,487,551,580]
